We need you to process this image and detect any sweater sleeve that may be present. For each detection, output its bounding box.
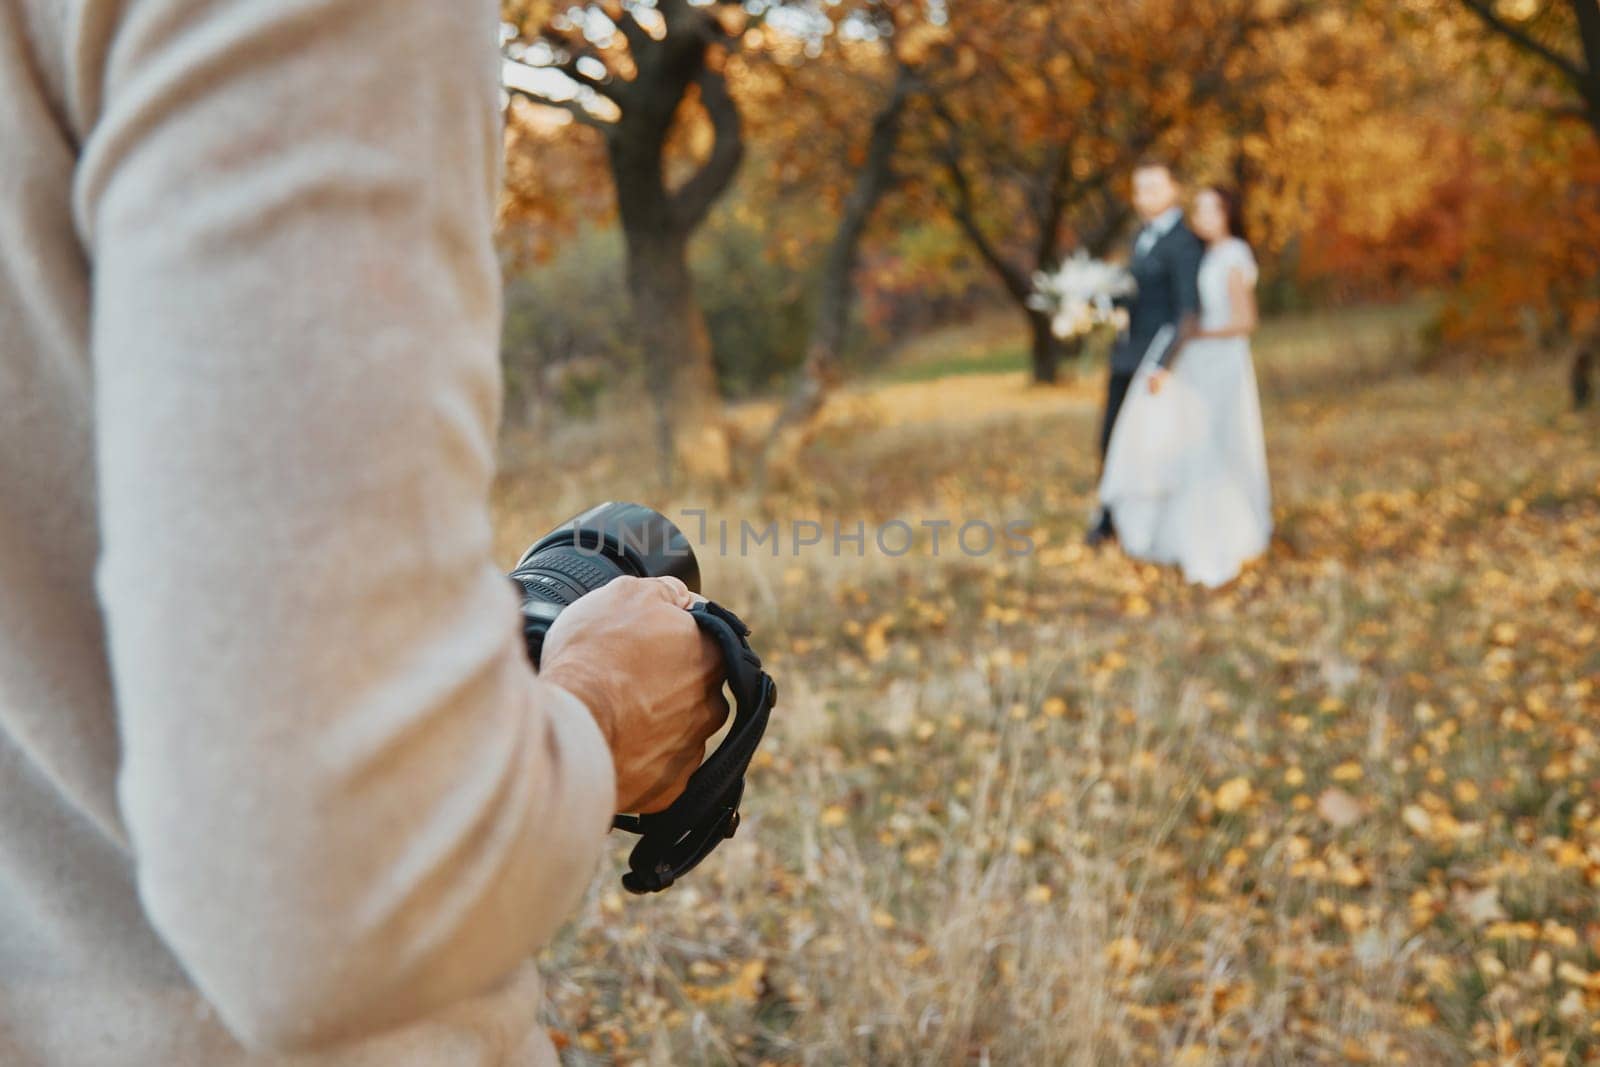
[75,0,615,1052]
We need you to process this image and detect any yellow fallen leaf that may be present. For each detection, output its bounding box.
[1214,777,1253,813]
[1556,961,1599,990]
[684,958,768,1006]
[1105,936,1144,970]
[1331,761,1363,782]
[1401,805,1432,837]
[861,622,890,663]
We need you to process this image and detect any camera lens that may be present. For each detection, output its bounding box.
[510,502,701,665]
[513,551,630,609]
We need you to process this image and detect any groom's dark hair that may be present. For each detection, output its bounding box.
[1134,157,1182,183]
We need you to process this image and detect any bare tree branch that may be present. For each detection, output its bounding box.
[1079,186,1131,258]
[555,54,628,103]
[1575,0,1600,96]
[671,65,745,230]
[1459,0,1586,85]
[1033,144,1075,270]
[758,59,920,470]
[1542,98,1598,121]
[718,3,772,55]
[506,85,614,132]
[929,96,1031,301]
[657,0,699,33]
[609,3,652,54]
[527,22,633,106]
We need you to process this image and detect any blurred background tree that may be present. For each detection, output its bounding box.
[502,0,759,478]
[1439,0,1600,404]
[746,2,936,468]
[496,0,1600,478]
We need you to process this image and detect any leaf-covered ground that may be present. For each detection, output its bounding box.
[493,310,1600,1065]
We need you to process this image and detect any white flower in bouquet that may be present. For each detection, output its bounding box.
[1027,252,1137,340]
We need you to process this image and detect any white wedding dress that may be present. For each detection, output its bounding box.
[1097,237,1272,587]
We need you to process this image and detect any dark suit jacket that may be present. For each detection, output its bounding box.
[1111,220,1204,374]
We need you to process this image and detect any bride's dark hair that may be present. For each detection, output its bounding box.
[1207,186,1248,244]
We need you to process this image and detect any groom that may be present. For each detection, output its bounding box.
[1086,159,1205,547]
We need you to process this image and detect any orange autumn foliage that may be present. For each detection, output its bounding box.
[1442,128,1600,348]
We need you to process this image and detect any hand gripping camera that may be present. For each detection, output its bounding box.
[509,503,775,894]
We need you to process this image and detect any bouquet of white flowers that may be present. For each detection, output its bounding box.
[1027,251,1137,341]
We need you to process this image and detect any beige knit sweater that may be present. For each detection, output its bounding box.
[0,0,618,1062]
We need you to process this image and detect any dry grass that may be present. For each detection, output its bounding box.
[494,308,1600,1066]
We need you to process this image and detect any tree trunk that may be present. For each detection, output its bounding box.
[1573,343,1595,409]
[1028,311,1064,384]
[506,5,743,484]
[622,227,718,480]
[757,63,915,482]
[800,64,914,391]
[608,99,721,483]
[620,228,717,407]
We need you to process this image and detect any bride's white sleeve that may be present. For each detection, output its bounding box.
[1233,241,1260,287]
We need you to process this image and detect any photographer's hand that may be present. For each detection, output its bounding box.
[539,577,730,815]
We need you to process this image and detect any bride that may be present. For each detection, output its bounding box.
[1097,186,1272,588]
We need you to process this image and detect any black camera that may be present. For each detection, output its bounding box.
[508,502,775,894]
[510,502,701,667]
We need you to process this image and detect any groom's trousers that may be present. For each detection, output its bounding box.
[1092,369,1137,537]
[1098,370,1137,460]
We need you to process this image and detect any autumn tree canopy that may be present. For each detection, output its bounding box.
[495,0,1600,458]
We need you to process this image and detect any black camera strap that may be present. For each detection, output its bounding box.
[610,600,776,894]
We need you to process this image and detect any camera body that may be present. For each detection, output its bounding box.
[509,501,773,893]
[510,502,701,666]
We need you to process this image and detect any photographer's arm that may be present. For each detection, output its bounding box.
[82,0,614,1052]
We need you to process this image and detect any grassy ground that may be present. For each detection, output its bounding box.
[492,306,1600,1066]
[870,302,1430,388]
